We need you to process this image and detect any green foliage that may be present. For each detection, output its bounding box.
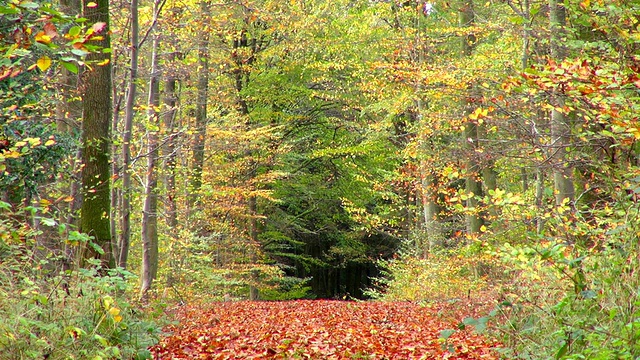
[158,228,313,302]
[0,120,76,204]
[0,206,165,359]
[259,277,313,301]
[491,193,640,359]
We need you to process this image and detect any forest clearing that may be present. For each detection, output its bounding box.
[2,0,640,358]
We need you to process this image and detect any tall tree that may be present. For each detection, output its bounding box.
[189,0,211,212]
[117,0,139,269]
[141,8,161,295]
[162,47,179,286]
[549,0,574,205]
[459,0,484,233]
[80,0,113,267]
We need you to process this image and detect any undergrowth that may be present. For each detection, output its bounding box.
[0,206,166,359]
[366,244,499,301]
[370,194,640,359]
[491,198,640,359]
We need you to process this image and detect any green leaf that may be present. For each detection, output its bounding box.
[0,201,11,210]
[462,317,478,326]
[40,217,57,226]
[89,241,105,254]
[71,49,88,57]
[0,5,19,14]
[94,334,108,346]
[439,329,455,340]
[68,26,82,37]
[61,61,78,74]
[474,317,489,334]
[555,341,568,359]
[508,16,524,25]
[134,350,153,360]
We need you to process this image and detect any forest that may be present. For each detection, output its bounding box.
[1,0,640,358]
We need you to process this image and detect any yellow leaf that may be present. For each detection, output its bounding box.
[96,59,110,66]
[45,139,55,146]
[36,56,52,71]
[87,1,97,7]
[35,31,51,44]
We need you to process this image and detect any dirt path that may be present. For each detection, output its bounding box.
[150,299,500,359]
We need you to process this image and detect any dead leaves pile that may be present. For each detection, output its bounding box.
[151,300,500,359]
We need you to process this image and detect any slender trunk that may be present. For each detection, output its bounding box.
[163,51,179,286]
[118,0,138,269]
[535,168,545,233]
[464,120,484,233]
[479,124,498,219]
[459,0,483,234]
[110,95,121,266]
[420,162,441,254]
[549,0,574,205]
[141,1,162,297]
[80,0,113,268]
[189,0,211,213]
[249,194,259,300]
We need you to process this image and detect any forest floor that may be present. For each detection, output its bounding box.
[150,295,502,359]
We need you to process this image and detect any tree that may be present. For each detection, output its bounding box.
[548,0,574,206]
[140,6,161,295]
[458,0,485,234]
[162,41,180,288]
[117,0,139,270]
[80,0,113,268]
[189,0,211,213]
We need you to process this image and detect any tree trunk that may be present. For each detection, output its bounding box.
[189,0,211,213]
[549,0,575,206]
[420,163,441,254]
[459,0,483,234]
[249,194,260,300]
[117,0,138,269]
[464,120,484,233]
[141,1,162,297]
[80,0,113,268]
[163,50,179,287]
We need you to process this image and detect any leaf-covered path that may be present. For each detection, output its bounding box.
[151,299,500,359]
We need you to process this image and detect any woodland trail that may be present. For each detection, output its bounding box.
[150,298,501,359]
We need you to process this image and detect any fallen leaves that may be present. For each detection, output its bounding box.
[151,299,500,359]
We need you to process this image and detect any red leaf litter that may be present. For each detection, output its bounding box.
[151,300,501,359]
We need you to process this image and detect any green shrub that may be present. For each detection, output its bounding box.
[492,202,640,359]
[0,205,165,359]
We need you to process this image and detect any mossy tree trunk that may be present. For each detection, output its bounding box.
[80,0,113,268]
